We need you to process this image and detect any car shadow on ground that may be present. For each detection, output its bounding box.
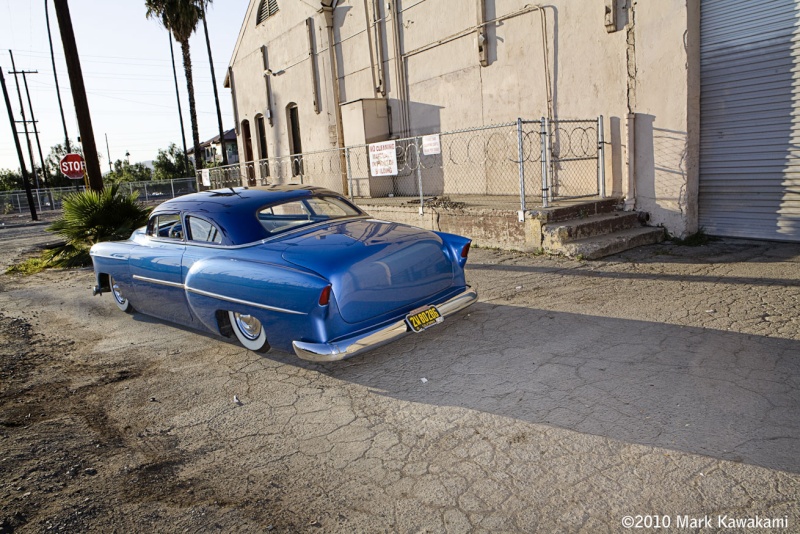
[296,302,800,474]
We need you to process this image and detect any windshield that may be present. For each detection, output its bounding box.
[256,195,363,236]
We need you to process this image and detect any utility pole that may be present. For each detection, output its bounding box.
[53,0,103,191]
[22,71,51,189]
[1,67,37,221]
[200,2,227,165]
[8,51,41,190]
[168,32,190,175]
[105,133,112,173]
[45,0,70,156]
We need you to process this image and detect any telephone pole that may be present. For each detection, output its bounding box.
[45,0,70,154]
[1,67,37,221]
[53,0,103,191]
[22,71,51,189]
[8,51,40,190]
[200,2,227,165]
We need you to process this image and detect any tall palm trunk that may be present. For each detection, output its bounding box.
[180,38,203,171]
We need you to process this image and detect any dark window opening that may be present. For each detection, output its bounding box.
[287,103,303,177]
[242,119,255,186]
[256,114,269,179]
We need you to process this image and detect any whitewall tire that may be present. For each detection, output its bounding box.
[228,311,270,352]
[110,276,134,313]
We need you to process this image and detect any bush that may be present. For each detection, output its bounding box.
[45,185,150,268]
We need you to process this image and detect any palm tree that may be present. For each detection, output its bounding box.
[145,0,209,171]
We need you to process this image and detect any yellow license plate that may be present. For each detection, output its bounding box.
[406,306,443,333]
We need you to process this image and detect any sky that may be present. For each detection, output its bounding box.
[0,0,250,173]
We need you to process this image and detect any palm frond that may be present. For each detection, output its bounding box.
[46,185,150,268]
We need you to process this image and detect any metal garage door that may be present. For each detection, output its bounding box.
[699,0,800,241]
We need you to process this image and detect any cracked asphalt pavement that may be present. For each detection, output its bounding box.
[1,224,798,532]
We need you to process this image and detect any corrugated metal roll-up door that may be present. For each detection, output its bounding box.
[700,0,800,241]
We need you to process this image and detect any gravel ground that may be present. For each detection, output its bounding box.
[0,224,798,533]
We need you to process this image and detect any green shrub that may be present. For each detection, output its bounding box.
[45,184,150,268]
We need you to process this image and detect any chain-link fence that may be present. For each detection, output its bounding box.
[198,117,605,212]
[0,177,198,216]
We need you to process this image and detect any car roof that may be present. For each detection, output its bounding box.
[150,185,361,245]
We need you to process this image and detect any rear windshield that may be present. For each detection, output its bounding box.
[257,195,363,236]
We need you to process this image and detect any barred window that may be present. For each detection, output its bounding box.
[256,0,278,25]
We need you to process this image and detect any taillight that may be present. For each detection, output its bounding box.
[461,242,471,258]
[319,285,332,306]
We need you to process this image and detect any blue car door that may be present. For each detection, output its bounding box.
[129,212,194,325]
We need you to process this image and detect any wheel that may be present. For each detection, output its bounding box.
[228,311,270,352]
[110,276,134,313]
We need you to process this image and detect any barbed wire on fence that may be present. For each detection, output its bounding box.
[199,117,605,211]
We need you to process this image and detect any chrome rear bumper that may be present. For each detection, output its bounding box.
[292,287,478,362]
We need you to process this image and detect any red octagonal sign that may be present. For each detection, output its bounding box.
[59,153,85,180]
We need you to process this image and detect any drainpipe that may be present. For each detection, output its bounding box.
[477,0,488,66]
[320,1,349,195]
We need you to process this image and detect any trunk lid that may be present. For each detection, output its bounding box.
[281,219,454,323]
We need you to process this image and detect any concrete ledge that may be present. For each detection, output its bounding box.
[529,198,623,223]
[361,203,538,252]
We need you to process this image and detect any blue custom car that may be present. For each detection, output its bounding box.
[89,186,477,361]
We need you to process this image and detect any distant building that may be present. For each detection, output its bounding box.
[188,129,239,166]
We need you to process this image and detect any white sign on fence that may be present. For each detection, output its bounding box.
[422,134,441,155]
[368,140,398,176]
[201,169,211,186]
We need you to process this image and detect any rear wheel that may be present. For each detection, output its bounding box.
[110,276,134,313]
[228,311,270,352]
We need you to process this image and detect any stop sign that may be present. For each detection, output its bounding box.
[59,153,85,180]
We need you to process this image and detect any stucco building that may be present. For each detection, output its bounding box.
[224,0,799,242]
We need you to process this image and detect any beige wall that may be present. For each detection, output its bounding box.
[228,0,697,236]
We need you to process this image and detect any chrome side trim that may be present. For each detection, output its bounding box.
[132,274,184,289]
[292,287,477,362]
[185,287,307,316]
[132,274,306,316]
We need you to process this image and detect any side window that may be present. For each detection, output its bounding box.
[148,213,183,240]
[257,201,310,233]
[187,216,223,244]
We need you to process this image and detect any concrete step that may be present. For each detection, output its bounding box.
[555,226,666,260]
[542,211,641,248]
[528,198,623,224]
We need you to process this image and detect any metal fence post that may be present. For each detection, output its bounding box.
[415,136,424,215]
[540,117,549,208]
[517,118,526,212]
[597,115,606,199]
[129,183,134,197]
[144,183,148,202]
[170,179,175,199]
[345,147,354,200]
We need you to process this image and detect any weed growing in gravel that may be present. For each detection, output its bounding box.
[670,229,717,247]
[5,255,50,275]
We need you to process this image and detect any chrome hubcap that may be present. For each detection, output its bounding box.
[111,281,126,305]
[233,313,262,340]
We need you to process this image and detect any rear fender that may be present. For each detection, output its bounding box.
[184,257,331,350]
